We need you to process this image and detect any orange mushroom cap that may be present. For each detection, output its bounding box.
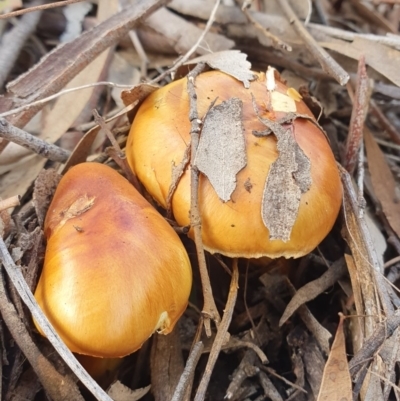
[34,163,192,358]
[126,70,342,259]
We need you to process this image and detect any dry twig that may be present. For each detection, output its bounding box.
[0,0,86,20]
[194,258,239,401]
[0,195,20,212]
[343,56,372,174]
[0,119,71,163]
[277,0,349,85]
[187,62,221,333]
[150,0,222,84]
[171,342,204,401]
[239,0,292,51]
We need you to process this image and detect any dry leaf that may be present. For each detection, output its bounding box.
[317,314,352,401]
[194,98,246,202]
[40,0,118,149]
[253,111,312,242]
[144,7,234,56]
[187,50,256,88]
[320,37,400,87]
[121,83,159,114]
[107,381,151,401]
[279,258,346,326]
[108,53,141,108]
[364,127,400,238]
[0,155,46,200]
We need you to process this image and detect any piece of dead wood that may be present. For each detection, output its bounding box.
[340,165,393,330]
[1,0,168,132]
[279,257,346,326]
[0,237,113,401]
[32,169,61,228]
[349,309,400,377]
[150,328,184,401]
[343,56,372,174]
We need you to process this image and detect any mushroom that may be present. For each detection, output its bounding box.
[34,163,192,359]
[126,70,342,258]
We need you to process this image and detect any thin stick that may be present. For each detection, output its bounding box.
[277,0,349,85]
[187,63,220,335]
[92,110,142,192]
[0,196,20,212]
[0,0,86,20]
[239,0,292,51]
[0,118,71,163]
[0,82,133,119]
[343,56,371,174]
[150,0,221,84]
[171,342,204,401]
[194,258,239,401]
[0,237,113,401]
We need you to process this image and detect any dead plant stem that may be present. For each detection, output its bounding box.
[343,56,371,174]
[0,119,71,163]
[171,342,204,401]
[187,62,220,334]
[0,196,20,212]
[194,258,239,401]
[0,0,85,20]
[92,109,142,192]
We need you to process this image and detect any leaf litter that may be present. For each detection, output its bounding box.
[1,1,400,401]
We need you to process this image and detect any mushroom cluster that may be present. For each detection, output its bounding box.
[126,70,342,259]
[34,163,192,359]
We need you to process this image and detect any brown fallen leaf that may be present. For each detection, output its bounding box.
[194,98,247,202]
[364,127,400,239]
[107,381,151,401]
[187,50,256,88]
[320,37,400,87]
[316,314,352,401]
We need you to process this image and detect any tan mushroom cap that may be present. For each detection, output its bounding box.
[34,163,192,358]
[126,71,342,259]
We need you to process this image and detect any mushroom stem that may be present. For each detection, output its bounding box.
[187,63,221,334]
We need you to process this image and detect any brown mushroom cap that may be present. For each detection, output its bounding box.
[126,70,342,259]
[34,163,192,358]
